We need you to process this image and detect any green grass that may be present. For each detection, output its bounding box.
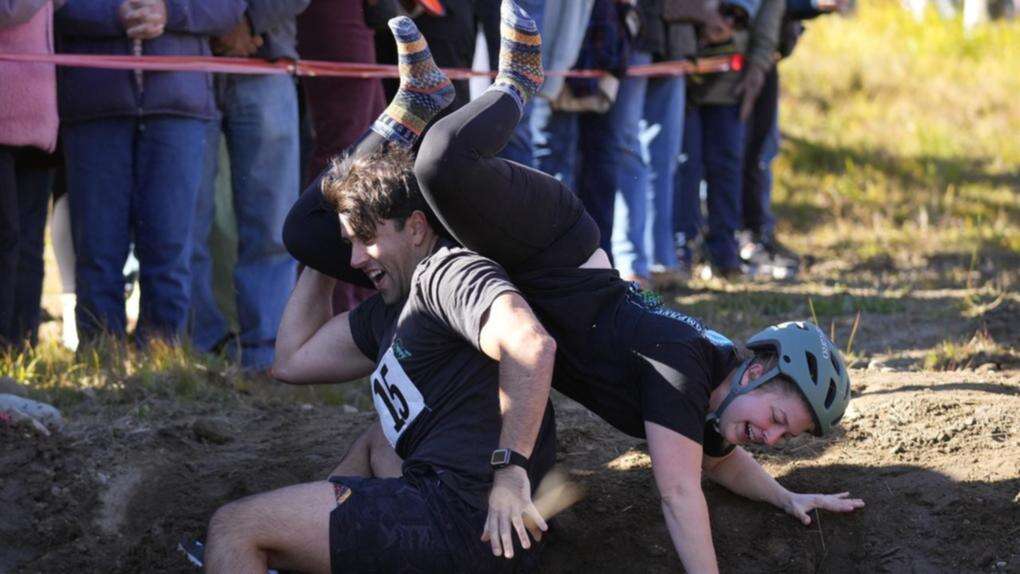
[923,328,1016,370]
[0,338,373,411]
[776,0,1020,261]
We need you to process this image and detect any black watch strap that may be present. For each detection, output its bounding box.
[490,448,529,471]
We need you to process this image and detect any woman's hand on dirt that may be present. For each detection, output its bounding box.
[481,466,548,559]
[783,491,865,525]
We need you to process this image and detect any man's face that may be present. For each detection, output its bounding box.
[340,215,419,304]
[718,367,815,447]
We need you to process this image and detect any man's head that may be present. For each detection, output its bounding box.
[322,148,443,303]
[710,321,852,447]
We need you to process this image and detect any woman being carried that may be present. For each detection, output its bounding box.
[282,4,862,571]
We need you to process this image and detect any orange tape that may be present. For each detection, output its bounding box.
[0,53,741,78]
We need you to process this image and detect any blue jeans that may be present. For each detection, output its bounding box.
[532,100,618,256]
[191,74,299,370]
[609,51,652,278]
[64,116,208,343]
[611,55,686,277]
[479,0,545,168]
[645,76,686,269]
[675,104,745,270]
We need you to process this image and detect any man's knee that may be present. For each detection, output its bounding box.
[208,499,250,541]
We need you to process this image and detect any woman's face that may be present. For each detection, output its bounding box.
[718,365,816,446]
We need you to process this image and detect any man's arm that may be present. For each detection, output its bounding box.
[272,268,375,385]
[477,292,557,559]
[703,446,865,524]
[646,421,720,573]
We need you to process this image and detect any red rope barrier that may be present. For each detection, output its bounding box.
[0,52,742,79]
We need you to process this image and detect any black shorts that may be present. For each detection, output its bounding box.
[328,473,542,574]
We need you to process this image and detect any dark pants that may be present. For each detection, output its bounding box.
[328,472,542,573]
[297,0,386,183]
[0,146,53,348]
[417,91,600,272]
[283,91,599,282]
[477,0,545,167]
[741,67,780,236]
[675,104,746,270]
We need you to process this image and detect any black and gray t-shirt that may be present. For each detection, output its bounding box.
[349,241,556,508]
[515,268,741,457]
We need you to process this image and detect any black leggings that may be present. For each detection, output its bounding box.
[283,91,599,281]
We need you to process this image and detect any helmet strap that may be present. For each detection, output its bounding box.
[707,358,783,426]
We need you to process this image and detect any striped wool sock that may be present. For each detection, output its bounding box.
[488,0,543,114]
[371,16,455,148]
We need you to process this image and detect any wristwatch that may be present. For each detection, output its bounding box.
[490,448,529,471]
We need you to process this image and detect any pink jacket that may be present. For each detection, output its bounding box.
[0,0,57,152]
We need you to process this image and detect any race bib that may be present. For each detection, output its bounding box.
[370,347,427,448]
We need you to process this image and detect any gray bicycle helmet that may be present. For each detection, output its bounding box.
[711,321,851,437]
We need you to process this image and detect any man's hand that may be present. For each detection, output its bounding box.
[212,17,264,57]
[782,491,865,525]
[118,0,167,40]
[735,64,767,121]
[481,466,548,559]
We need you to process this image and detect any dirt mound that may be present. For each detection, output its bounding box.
[2,370,1018,573]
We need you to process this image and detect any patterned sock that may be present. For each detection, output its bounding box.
[488,0,544,114]
[371,16,455,148]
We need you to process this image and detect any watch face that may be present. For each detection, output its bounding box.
[490,449,511,466]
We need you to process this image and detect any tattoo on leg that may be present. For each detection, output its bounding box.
[333,483,352,506]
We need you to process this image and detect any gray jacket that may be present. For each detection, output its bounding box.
[245,0,309,61]
[687,0,783,105]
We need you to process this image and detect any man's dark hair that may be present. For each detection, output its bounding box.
[321,147,447,242]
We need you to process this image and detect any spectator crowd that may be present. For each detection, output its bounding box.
[0,0,846,369]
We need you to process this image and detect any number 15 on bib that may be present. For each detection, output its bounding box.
[371,347,427,447]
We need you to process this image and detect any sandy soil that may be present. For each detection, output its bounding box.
[2,366,1018,573]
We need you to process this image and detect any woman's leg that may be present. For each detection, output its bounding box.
[414,0,599,273]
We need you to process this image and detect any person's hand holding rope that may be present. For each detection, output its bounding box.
[118,0,166,40]
[212,16,264,58]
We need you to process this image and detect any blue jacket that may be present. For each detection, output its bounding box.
[55,0,246,123]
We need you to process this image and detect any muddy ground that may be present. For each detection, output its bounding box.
[2,365,1018,573]
[3,262,1019,573]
